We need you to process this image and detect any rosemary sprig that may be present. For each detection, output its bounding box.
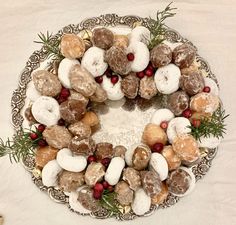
[34,31,64,61]
[189,107,229,141]
[100,190,120,215]
[148,2,177,49]
[0,127,40,163]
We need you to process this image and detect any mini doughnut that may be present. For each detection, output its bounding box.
[150,108,174,126]
[129,26,150,45]
[139,76,158,100]
[58,58,80,88]
[92,27,114,50]
[167,117,191,143]
[42,160,62,187]
[31,96,60,126]
[203,77,219,96]
[154,63,181,94]
[198,135,222,149]
[131,188,151,216]
[105,157,125,185]
[127,41,150,72]
[56,148,87,172]
[101,75,124,101]
[149,153,168,181]
[81,46,108,77]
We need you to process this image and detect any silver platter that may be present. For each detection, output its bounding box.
[11,14,218,220]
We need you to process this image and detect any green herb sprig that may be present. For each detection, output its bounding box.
[0,127,40,163]
[100,190,120,215]
[148,2,177,49]
[190,107,229,141]
[34,31,64,61]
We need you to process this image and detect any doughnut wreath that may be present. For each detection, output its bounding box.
[0,3,228,221]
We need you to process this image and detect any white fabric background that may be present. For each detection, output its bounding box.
[0,0,236,224]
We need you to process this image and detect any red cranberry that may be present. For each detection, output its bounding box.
[203,86,211,93]
[37,124,45,133]
[136,71,145,79]
[192,119,201,128]
[105,68,112,78]
[94,183,104,193]
[152,143,164,153]
[93,190,102,200]
[57,118,65,126]
[102,181,109,189]
[182,109,192,118]
[144,68,154,77]
[101,157,111,167]
[107,185,114,192]
[160,121,168,129]
[147,63,154,70]
[87,155,97,164]
[60,88,70,98]
[111,75,119,84]
[95,75,103,84]
[30,133,38,140]
[38,139,47,147]
[127,53,135,61]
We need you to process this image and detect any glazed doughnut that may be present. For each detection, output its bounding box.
[204,77,219,96]
[56,148,87,172]
[127,41,150,72]
[129,26,151,45]
[105,157,125,185]
[154,63,181,94]
[81,46,108,77]
[58,58,80,88]
[167,117,191,143]
[31,96,60,126]
[101,75,124,101]
[150,108,174,126]
[42,160,62,187]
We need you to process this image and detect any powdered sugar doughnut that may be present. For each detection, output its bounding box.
[31,96,60,126]
[151,108,174,126]
[101,75,124,101]
[167,117,191,143]
[129,26,150,45]
[127,41,150,72]
[58,58,80,88]
[81,47,108,77]
[204,77,219,96]
[154,63,181,94]
[26,81,41,102]
[198,135,222,148]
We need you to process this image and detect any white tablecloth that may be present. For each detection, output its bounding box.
[0,0,236,224]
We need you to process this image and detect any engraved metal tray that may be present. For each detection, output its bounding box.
[11,14,219,220]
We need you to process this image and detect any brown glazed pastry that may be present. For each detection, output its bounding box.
[32,70,62,97]
[92,28,114,50]
[139,76,158,100]
[132,144,152,170]
[69,137,95,156]
[105,46,131,75]
[180,71,205,96]
[69,64,97,97]
[85,162,105,186]
[121,72,139,99]
[168,91,189,116]
[172,134,200,163]
[140,171,162,198]
[123,167,141,191]
[60,34,85,59]
[151,182,169,205]
[173,43,196,69]
[60,99,86,124]
[113,34,129,48]
[58,170,84,192]
[115,181,134,206]
[150,44,172,68]
[166,168,192,195]
[81,111,100,127]
[161,145,181,171]
[95,142,114,160]
[43,125,72,149]
[114,145,127,159]
[89,84,108,103]
[190,92,220,115]
[142,123,167,147]
[35,146,59,168]
[77,186,101,211]
[69,90,89,106]
[68,121,91,140]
